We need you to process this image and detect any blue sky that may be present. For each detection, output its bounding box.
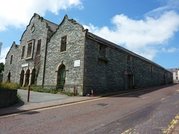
[0,0,179,68]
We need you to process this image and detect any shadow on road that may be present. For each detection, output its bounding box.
[99,84,178,98]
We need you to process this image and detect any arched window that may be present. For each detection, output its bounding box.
[7,72,11,82]
[25,69,30,86]
[31,68,36,85]
[20,70,25,86]
[60,36,67,52]
[10,55,13,64]
[36,39,41,55]
[57,64,66,89]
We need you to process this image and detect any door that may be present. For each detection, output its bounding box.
[128,74,134,89]
[57,65,66,89]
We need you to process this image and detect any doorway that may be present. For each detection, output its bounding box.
[127,74,134,89]
[7,72,11,82]
[25,69,30,86]
[20,70,24,86]
[57,64,66,89]
[31,68,36,85]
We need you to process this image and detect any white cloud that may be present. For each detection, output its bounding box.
[0,0,82,31]
[161,47,178,53]
[84,11,179,60]
[0,47,10,63]
[147,0,179,17]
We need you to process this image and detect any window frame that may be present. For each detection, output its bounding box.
[36,39,41,55]
[60,35,67,52]
[21,46,25,59]
[26,39,35,59]
[10,55,13,64]
[99,43,106,58]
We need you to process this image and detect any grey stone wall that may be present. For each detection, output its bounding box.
[83,35,172,95]
[3,14,54,86]
[3,43,20,83]
[0,89,18,108]
[18,14,49,86]
[132,57,172,88]
[44,16,86,95]
[83,37,126,95]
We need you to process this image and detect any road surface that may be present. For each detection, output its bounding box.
[0,84,179,134]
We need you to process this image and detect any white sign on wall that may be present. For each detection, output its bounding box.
[74,60,80,67]
[21,63,28,68]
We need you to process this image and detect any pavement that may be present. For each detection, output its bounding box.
[0,89,98,116]
[173,124,179,134]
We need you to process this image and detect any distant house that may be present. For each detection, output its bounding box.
[169,68,179,83]
[3,13,173,95]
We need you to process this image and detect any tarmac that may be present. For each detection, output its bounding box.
[0,88,178,133]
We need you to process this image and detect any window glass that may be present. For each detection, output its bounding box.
[10,55,13,64]
[36,39,41,55]
[99,44,106,58]
[21,46,25,59]
[60,36,67,52]
[27,42,32,58]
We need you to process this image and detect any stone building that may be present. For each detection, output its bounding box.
[4,13,173,95]
[169,68,179,83]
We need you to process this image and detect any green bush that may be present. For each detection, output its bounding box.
[0,82,20,90]
[22,85,58,94]
[21,85,77,96]
[59,90,78,96]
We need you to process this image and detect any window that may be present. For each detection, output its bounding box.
[60,36,67,52]
[36,39,41,55]
[127,55,133,70]
[150,65,154,77]
[31,24,35,33]
[10,55,13,64]
[127,55,133,62]
[26,40,34,58]
[21,46,25,59]
[98,43,108,63]
[150,65,153,73]
[27,42,32,57]
[99,44,106,58]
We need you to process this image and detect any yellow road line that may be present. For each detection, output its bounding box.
[121,128,135,134]
[162,114,179,134]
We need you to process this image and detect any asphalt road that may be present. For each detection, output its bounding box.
[0,84,179,134]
